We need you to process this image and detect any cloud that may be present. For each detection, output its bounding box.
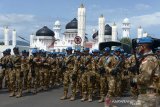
[135,4,151,10]
[130,12,160,28]
[0,14,35,25]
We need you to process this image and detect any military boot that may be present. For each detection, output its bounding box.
[60,91,68,100]
[70,94,76,101]
[88,95,93,102]
[9,91,15,97]
[98,96,104,103]
[81,94,87,101]
[16,92,22,98]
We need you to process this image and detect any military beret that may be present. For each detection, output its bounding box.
[66,47,72,51]
[137,37,153,44]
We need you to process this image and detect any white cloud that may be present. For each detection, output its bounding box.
[130,12,160,28]
[0,14,35,25]
[135,4,151,10]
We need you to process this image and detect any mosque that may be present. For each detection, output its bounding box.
[0,4,149,56]
[30,4,148,52]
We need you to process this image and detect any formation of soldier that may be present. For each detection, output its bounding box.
[0,37,159,106]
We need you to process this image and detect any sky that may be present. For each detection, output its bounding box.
[0,0,160,41]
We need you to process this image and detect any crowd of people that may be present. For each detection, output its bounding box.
[0,37,159,106]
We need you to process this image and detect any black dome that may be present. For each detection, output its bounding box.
[105,24,112,35]
[65,18,77,29]
[36,26,55,36]
[92,31,98,39]
[92,24,112,39]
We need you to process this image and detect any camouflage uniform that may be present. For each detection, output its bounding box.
[49,56,57,87]
[60,54,75,100]
[21,55,29,90]
[32,56,41,93]
[11,54,22,97]
[125,55,139,97]
[105,55,119,98]
[97,55,109,102]
[81,55,92,101]
[27,55,34,92]
[0,55,6,89]
[134,51,160,107]
[39,56,50,90]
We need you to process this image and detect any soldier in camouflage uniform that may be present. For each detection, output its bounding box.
[27,49,37,93]
[21,50,29,90]
[132,37,160,107]
[10,47,22,98]
[105,47,121,98]
[81,48,93,102]
[0,50,7,89]
[4,49,12,89]
[32,50,41,94]
[97,47,110,103]
[40,51,50,91]
[125,54,139,97]
[60,47,75,100]
[69,48,81,101]
[49,52,58,88]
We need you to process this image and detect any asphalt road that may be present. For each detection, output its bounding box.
[0,87,104,107]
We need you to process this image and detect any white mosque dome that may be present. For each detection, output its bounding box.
[55,20,61,26]
[123,18,129,23]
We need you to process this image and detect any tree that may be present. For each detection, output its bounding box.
[120,37,132,48]
[0,42,4,45]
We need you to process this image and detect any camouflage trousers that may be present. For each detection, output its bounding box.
[23,70,29,89]
[115,76,122,96]
[136,93,159,107]
[50,69,56,86]
[0,68,4,89]
[33,68,40,92]
[39,68,49,89]
[107,76,116,97]
[99,75,108,98]
[56,68,63,84]
[63,68,73,93]
[81,70,99,97]
[9,68,23,95]
[4,69,9,88]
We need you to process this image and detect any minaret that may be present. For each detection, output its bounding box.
[112,22,118,41]
[98,14,105,43]
[137,26,143,38]
[143,32,148,37]
[53,20,61,40]
[78,4,86,47]
[12,29,16,46]
[30,33,34,47]
[4,26,9,46]
[122,18,130,38]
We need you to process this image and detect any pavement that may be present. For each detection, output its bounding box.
[0,87,104,107]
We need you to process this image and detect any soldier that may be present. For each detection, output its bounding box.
[32,49,41,94]
[97,47,110,103]
[39,50,50,91]
[81,48,93,102]
[105,47,121,98]
[87,49,100,102]
[50,52,58,87]
[27,49,37,93]
[60,47,75,100]
[4,49,11,89]
[0,50,7,89]
[131,37,160,107]
[21,50,29,90]
[69,48,83,101]
[11,47,22,98]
